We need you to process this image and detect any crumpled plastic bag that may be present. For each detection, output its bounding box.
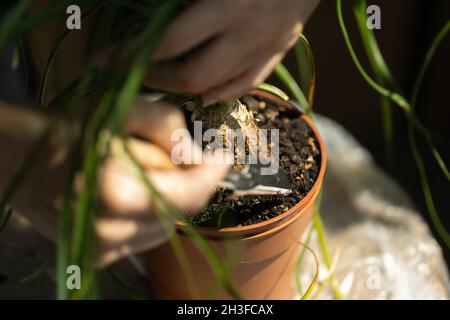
[294,115,449,300]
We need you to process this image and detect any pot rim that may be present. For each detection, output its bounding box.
[176,88,326,238]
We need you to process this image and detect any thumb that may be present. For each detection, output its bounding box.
[149,149,232,214]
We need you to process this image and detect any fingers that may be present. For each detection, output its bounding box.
[118,138,176,171]
[147,31,264,95]
[145,0,314,95]
[96,154,171,268]
[202,51,286,105]
[126,99,204,166]
[99,158,152,215]
[147,35,244,94]
[96,149,231,268]
[125,97,187,154]
[100,145,231,217]
[95,214,170,268]
[152,0,232,61]
[150,149,232,214]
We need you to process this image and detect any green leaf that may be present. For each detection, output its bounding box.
[294,34,316,114]
[19,258,50,284]
[0,258,50,287]
[409,127,450,249]
[0,0,91,50]
[338,0,450,249]
[122,140,242,299]
[274,63,309,113]
[299,242,319,300]
[120,0,159,17]
[352,0,396,167]
[336,0,410,110]
[258,83,289,100]
[410,19,450,183]
[411,19,450,109]
[11,46,20,70]
[352,0,398,89]
[0,0,34,50]
[295,224,314,296]
[39,1,107,107]
[312,191,344,300]
[0,207,13,234]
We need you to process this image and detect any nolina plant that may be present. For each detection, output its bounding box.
[2,0,446,301]
[0,0,244,299]
[273,0,450,299]
[275,34,343,300]
[337,0,450,250]
[0,0,324,300]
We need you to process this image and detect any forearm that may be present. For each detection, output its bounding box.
[0,100,62,240]
[0,100,49,192]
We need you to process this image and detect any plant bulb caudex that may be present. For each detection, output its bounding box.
[174,96,262,171]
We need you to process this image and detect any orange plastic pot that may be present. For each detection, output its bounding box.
[147,89,326,299]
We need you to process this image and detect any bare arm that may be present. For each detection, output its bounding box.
[0,100,62,241]
[0,98,230,267]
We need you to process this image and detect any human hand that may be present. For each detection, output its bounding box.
[145,0,319,105]
[1,97,230,268]
[96,97,231,266]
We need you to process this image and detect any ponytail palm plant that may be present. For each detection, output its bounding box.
[0,0,246,299]
[1,0,447,301]
[0,0,319,300]
[337,0,450,250]
[273,0,450,299]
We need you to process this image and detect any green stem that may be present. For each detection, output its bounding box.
[312,192,344,300]
[294,34,316,114]
[337,0,450,249]
[38,1,107,107]
[299,243,320,300]
[409,127,450,249]
[122,140,242,299]
[0,207,13,234]
[353,0,397,168]
[336,0,410,111]
[295,225,314,295]
[411,19,450,109]
[0,0,34,50]
[19,258,50,284]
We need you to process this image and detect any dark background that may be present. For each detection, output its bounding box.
[269,0,450,267]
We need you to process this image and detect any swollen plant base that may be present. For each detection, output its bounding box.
[191,94,321,227]
[187,98,260,172]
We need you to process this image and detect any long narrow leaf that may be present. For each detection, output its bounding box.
[0,0,34,50]
[312,192,344,300]
[336,0,410,110]
[294,34,316,114]
[299,242,319,300]
[411,20,450,109]
[409,128,450,249]
[274,63,309,113]
[337,0,450,249]
[352,0,397,166]
[39,1,107,107]
[122,140,242,299]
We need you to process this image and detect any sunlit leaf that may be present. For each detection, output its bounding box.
[274,63,309,113]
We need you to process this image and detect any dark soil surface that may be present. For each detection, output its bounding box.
[190,95,321,228]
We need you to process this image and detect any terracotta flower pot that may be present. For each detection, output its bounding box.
[147,89,326,299]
